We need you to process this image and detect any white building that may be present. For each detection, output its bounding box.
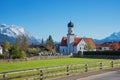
[0,45,3,54]
[60,21,96,55]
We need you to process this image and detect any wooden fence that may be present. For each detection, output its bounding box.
[0,55,69,62]
[0,60,120,80]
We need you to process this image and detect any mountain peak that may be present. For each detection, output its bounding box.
[0,24,7,27]
[94,31,120,43]
[0,24,39,44]
[0,24,28,38]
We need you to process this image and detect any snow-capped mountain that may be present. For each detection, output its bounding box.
[0,24,39,44]
[94,31,120,43]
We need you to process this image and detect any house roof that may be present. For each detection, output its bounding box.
[101,42,120,50]
[83,38,96,48]
[60,37,96,48]
[74,38,82,46]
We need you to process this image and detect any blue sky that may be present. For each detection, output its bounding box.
[0,0,120,41]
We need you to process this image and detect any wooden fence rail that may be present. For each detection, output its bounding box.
[0,60,120,80]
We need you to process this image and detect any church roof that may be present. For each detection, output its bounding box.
[60,37,96,48]
[68,21,74,27]
[61,37,67,46]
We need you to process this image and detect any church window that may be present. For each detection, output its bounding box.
[80,47,81,50]
[63,49,64,52]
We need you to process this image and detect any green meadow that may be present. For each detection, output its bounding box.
[0,58,110,72]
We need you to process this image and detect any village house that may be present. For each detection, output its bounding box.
[96,42,120,51]
[0,45,3,54]
[59,21,96,55]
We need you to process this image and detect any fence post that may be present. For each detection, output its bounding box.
[66,65,69,75]
[40,70,43,80]
[85,64,88,72]
[99,62,103,70]
[3,73,7,80]
[111,61,114,68]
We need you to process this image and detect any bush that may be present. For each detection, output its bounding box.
[10,46,26,59]
[84,51,120,55]
[0,54,4,59]
[78,51,81,55]
[19,50,26,59]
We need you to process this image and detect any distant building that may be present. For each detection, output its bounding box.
[59,21,96,55]
[0,45,3,54]
[96,42,120,51]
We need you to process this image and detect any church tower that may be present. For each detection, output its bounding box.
[67,21,74,54]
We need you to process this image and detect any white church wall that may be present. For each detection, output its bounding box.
[67,35,74,54]
[60,46,68,55]
[68,27,74,34]
[73,46,77,54]
[76,39,87,52]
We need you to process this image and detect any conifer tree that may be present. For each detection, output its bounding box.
[46,35,54,47]
[41,38,44,45]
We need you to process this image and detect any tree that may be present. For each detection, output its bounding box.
[14,36,22,49]
[3,41,11,52]
[10,46,19,59]
[19,50,26,58]
[86,44,93,51]
[22,37,28,51]
[3,41,11,58]
[46,35,54,47]
[41,38,44,45]
[10,46,26,59]
[14,36,29,51]
[10,36,28,59]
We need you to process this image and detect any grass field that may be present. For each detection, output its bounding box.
[0,58,111,72]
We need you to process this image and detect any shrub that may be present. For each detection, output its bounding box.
[84,51,120,55]
[0,54,4,59]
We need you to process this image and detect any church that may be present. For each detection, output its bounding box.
[59,21,96,55]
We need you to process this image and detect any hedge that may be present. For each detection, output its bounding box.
[83,51,120,55]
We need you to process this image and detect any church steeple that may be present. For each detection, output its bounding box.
[67,21,74,35]
[68,21,74,27]
[67,21,75,54]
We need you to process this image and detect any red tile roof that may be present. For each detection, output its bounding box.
[101,42,120,50]
[96,42,120,51]
[61,37,67,46]
[83,38,96,48]
[74,38,82,46]
[110,42,120,50]
[60,37,96,49]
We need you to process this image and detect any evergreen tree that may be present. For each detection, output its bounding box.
[46,35,54,47]
[41,38,44,45]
